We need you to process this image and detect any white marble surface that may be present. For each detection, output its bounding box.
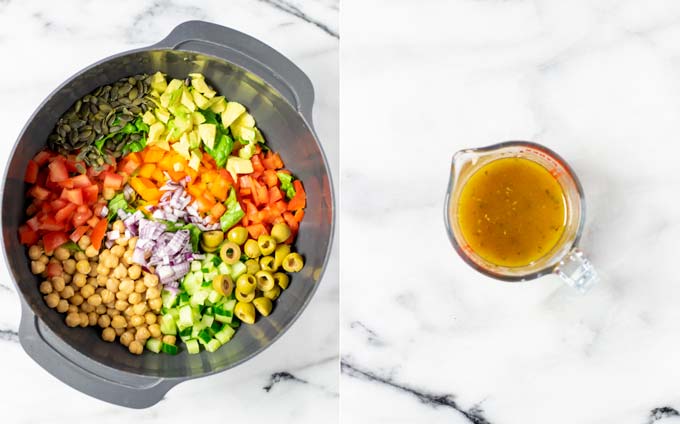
[342,1,680,423]
[0,0,337,422]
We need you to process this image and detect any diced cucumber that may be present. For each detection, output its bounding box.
[214,326,235,344]
[215,313,232,324]
[161,289,178,309]
[201,314,214,328]
[211,256,222,267]
[159,313,177,335]
[207,290,222,305]
[205,339,222,353]
[210,320,223,333]
[170,308,180,323]
[217,262,230,276]
[179,292,190,305]
[146,337,162,353]
[204,270,217,282]
[190,290,210,307]
[179,326,192,338]
[230,261,247,280]
[198,328,212,343]
[223,299,236,313]
[162,343,178,355]
[190,260,202,272]
[178,304,194,328]
[186,339,200,354]
[201,279,212,287]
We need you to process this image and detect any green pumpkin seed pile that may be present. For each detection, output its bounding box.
[47,74,155,168]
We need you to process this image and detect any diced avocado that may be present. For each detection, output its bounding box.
[198,123,217,149]
[188,130,201,149]
[155,108,171,124]
[181,88,197,112]
[191,111,206,126]
[173,134,191,159]
[209,96,228,113]
[221,102,246,127]
[189,150,201,171]
[238,143,256,160]
[189,73,216,98]
[192,90,211,109]
[168,104,190,119]
[142,110,156,126]
[150,72,167,93]
[160,79,184,108]
[233,112,255,128]
[148,122,166,144]
[174,114,193,136]
[226,156,254,181]
[156,140,170,151]
[254,127,265,143]
[232,125,256,143]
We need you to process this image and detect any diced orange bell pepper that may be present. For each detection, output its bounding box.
[138,163,156,179]
[210,202,226,220]
[130,177,161,202]
[143,147,166,163]
[246,224,268,239]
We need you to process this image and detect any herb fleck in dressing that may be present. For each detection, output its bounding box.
[457,157,566,267]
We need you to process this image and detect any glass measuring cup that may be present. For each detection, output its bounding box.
[444,141,598,292]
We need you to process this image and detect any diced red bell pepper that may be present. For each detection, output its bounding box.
[269,186,283,203]
[70,225,89,242]
[87,216,100,228]
[90,217,108,250]
[18,225,39,245]
[24,160,39,184]
[288,180,306,211]
[246,224,268,239]
[251,154,265,173]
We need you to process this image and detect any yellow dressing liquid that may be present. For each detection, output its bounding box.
[457,157,566,267]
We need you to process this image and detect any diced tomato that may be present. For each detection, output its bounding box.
[246,224,268,239]
[50,199,68,210]
[43,231,69,253]
[87,216,100,228]
[251,155,265,173]
[64,157,85,173]
[30,185,50,200]
[26,216,40,231]
[55,203,77,223]
[58,178,75,189]
[70,226,89,242]
[60,188,83,205]
[46,262,63,277]
[24,160,39,184]
[262,152,284,170]
[293,209,305,223]
[238,175,252,189]
[93,202,106,218]
[120,157,141,175]
[288,180,306,211]
[33,150,54,166]
[90,218,108,250]
[39,217,65,232]
[262,169,278,188]
[82,185,99,205]
[283,211,299,234]
[72,207,93,227]
[210,202,226,220]
[71,174,92,188]
[102,172,124,190]
[269,186,283,203]
[251,179,269,206]
[47,158,69,182]
[18,225,39,245]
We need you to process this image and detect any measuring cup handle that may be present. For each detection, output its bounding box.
[554,248,599,293]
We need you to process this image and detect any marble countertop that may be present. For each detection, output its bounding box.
[341,1,680,423]
[0,0,337,422]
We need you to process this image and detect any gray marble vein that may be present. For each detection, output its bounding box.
[0,328,19,342]
[257,0,338,38]
[648,407,680,424]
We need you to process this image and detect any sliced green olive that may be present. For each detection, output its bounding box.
[260,255,277,272]
[235,287,255,303]
[201,230,224,248]
[264,285,281,301]
[253,297,273,317]
[255,270,275,291]
[236,273,257,294]
[234,301,255,324]
[244,239,261,258]
[227,226,249,245]
[257,235,276,256]
[220,242,241,264]
[245,259,260,274]
[271,223,291,244]
[273,272,290,290]
[274,245,291,270]
[200,240,219,253]
[282,252,304,273]
[212,274,233,297]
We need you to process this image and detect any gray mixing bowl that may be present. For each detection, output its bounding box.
[1,21,334,408]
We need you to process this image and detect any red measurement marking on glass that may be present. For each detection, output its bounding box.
[549,168,564,179]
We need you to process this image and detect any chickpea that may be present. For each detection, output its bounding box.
[146,286,161,300]
[132,303,148,316]
[119,278,134,294]
[130,315,145,327]
[76,235,90,249]
[144,312,157,325]
[124,306,135,317]
[28,245,43,260]
[162,335,176,345]
[127,265,142,281]
[115,237,128,247]
[88,263,98,277]
[80,284,95,299]
[102,327,116,342]
[75,260,91,275]
[135,326,150,342]
[56,300,69,313]
[70,294,84,306]
[115,291,129,301]
[31,261,46,275]
[80,302,94,313]
[62,273,72,284]
[111,315,127,329]
[114,327,125,336]
[111,245,125,258]
[72,272,87,288]
[78,312,89,327]
[149,323,162,339]
[100,289,115,304]
[97,314,111,328]
[95,304,107,315]
[143,272,159,288]
[134,280,146,294]
[128,292,142,305]
[68,305,78,314]
[87,294,102,306]
[65,312,81,327]
[38,255,49,265]
[62,259,76,275]
[112,264,127,279]
[120,331,134,347]
[122,250,133,266]
[85,245,98,258]
[53,246,70,261]
[44,293,59,308]
[39,281,53,294]
[96,263,109,276]
[128,340,143,355]
[88,312,98,326]
[148,298,162,312]
[51,276,65,292]
[60,285,75,299]
[106,278,120,293]
[128,237,137,250]
[104,255,119,269]
[114,300,129,312]
[74,251,86,261]
[112,220,125,233]
[107,308,120,317]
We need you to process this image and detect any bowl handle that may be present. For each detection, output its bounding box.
[152,20,316,131]
[18,299,178,409]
